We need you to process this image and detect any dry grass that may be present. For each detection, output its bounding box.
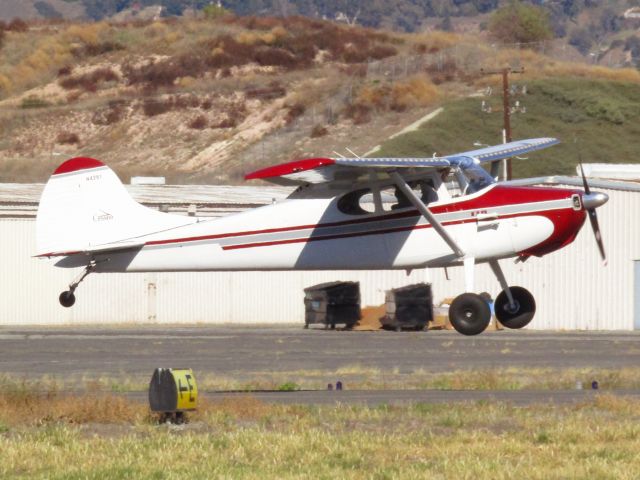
[0,380,147,427]
[1,393,640,479]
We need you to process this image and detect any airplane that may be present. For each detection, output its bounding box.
[35,137,608,335]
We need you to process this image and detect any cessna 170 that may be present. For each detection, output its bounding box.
[36,137,608,335]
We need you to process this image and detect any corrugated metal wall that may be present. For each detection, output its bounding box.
[1,186,636,329]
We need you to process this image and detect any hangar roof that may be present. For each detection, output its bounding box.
[0,183,294,218]
[1,175,639,219]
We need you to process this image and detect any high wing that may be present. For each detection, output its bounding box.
[245,137,559,188]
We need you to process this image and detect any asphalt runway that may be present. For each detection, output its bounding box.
[1,325,639,404]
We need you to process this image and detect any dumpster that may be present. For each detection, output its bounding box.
[304,281,361,329]
[380,283,433,331]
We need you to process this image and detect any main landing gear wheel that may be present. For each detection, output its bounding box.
[494,286,536,329]
[59,291,76,308]
[449,293,492,336]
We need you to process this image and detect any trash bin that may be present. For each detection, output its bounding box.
[304,281,361,329]
[380,283,433,331]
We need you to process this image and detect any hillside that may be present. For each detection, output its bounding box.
[0,15,639,184]
[376,77,640,178]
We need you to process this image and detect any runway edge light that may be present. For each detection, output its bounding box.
[148,368,198,424]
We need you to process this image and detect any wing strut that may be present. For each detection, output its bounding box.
[390,171,465,258]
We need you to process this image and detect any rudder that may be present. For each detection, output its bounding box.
[36,157,190,257]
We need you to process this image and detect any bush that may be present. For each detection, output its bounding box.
[142,98,173,117]
[285,103,306,124]
[488,1,553,46]
[57,65,72,77]
[7,18,28,32]
[211,117,237,129]
[310,124,328,138]
[59,67,119,92]
[20,96,50,109]
[56,131,80,144]
[73,41,124,58]
[188,115,207,129]
[245,83,286,100]
[344,103,372,124]
[253,47,297,68]
[91,100,125,125]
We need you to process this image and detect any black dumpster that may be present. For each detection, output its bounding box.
[380,283,433,331]
[304,281,361,329]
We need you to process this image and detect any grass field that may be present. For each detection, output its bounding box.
[1,391,640,479]
[376,78,640,179]
[2,372,640,478]
[7,366,637,393]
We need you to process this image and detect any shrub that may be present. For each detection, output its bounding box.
[56,131,80,144]
[59,67,119,92]
[91,100,125,125]
[390,77,440,111]
[253,47,297,68]
[20,96,50,109]
[142,98,173,116]
[200,98,213,110]
[73,41,124,58]
[285,102,306,124]
[344,103,372,125]
[310,124,328,138]
[488,1,553,46]
[7,18,28,32]
[188,115,207,129]
[212,117,237,129]
[173,94,200,109]
[57,65,72,77]
[245,83,286,100]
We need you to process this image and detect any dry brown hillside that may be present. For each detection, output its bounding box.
[1,15,638,184]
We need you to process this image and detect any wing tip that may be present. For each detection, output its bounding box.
[245,157,335,181]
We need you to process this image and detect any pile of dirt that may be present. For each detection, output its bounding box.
[354,305,386,331]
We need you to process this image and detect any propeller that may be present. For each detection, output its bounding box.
[579,163,608,265]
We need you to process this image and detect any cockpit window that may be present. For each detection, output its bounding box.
[337,165,494,215]
[338,180,441,216]
[337,188,371,215]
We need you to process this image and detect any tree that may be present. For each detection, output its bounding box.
[569,27,593,55]
[488,1,553,46]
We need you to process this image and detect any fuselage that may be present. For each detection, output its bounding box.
[57,183,586,273]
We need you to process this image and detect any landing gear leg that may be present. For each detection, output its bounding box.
[489,260,536,329]
[59,261,97,308]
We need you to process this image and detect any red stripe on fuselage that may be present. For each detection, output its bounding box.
[146,185,578,248]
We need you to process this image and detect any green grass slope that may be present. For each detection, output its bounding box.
[376,78,640,178]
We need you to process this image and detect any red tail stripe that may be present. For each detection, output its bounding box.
[53,157,105,175]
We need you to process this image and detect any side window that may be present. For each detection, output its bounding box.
[337,189,370,215]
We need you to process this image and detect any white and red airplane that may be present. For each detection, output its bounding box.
[35,137,607,335]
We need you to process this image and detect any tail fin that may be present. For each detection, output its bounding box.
[36,157,191,257]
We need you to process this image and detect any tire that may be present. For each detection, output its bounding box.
[449,293,491,336]
[494,286,536,329]
[59,291,75,308]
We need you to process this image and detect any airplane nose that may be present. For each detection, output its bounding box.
[582,192,608,210]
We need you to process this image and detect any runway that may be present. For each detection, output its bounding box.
[1,325,639,404]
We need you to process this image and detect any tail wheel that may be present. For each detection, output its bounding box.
[495,286,535,329]
[449,293,491,336]
[59,291,76,308]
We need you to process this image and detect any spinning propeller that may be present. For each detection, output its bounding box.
[579,163,608,265]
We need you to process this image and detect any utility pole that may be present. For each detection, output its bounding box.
[479,67,524,180]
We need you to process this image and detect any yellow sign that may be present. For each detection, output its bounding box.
[173,369,198,411]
